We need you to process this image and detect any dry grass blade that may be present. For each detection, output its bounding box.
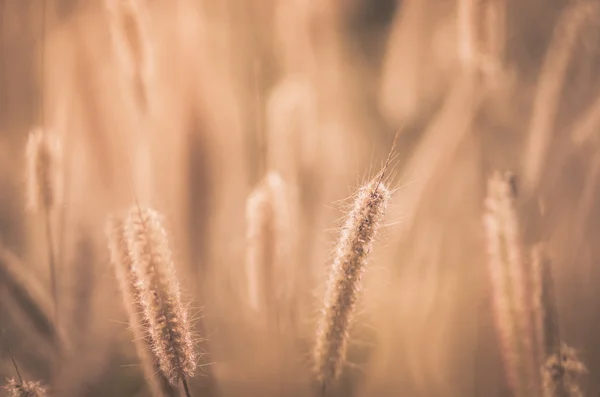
[458,0,506,81]
[0,246,67,354]
[524,1,600,190]
[571,93,600,147]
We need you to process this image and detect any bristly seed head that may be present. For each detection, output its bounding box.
[246,171,293,312]
[105,0,154,112]
[3,378,48,397]
[26,129,62,213]
[314,179,390,387]
[483,171,537,397]
[542,344,587,397]
[106,215,142,303]
[125,207,197,384]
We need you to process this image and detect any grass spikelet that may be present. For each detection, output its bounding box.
[313,176,391,390]
[529,246,588,397]
[105,0,153,112]
[125,207,196,388]
[3,378,48,397]
[524,1,600,189]
[483,171,536,397]
[25,128,62,326]
[542,344,587,397]
[26,129,62,214]
[105,215,178,397]
[246,171,293,313]
[458,0,506,80]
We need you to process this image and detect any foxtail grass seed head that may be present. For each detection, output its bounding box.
[106,215,179,397]
[246,171,293,312]
[26,129,62,213]
[542,344,587,397]
[106,215,141,304]
[313,178,390,387]
[483,171,536,397]
[3,379,48,397]
[126,207,196,384]
[105,0,154,111]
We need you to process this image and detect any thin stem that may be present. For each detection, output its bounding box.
[181,377,192,397]
[44,207,58,325]
[6,346,23,385]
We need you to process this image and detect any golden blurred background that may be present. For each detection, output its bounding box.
[1,0,600,396]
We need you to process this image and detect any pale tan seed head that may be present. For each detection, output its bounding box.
[246,171,294,312]
[483,171,536,397]
[105,0,154,112]
[106,215,140,302]
[3,378,48,397]
[313,179,390,387]
[125,207,196,384]
[25,129,62,213]
[106,214,179,397]
[542,344,587,397]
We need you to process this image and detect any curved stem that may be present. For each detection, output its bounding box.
[181,377,192,397]
[44,208,58,325]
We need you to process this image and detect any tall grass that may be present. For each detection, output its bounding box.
[1,0,600,396]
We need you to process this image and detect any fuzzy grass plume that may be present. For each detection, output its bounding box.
[313,169,391,390]
[25,129,63,213]
[483,172,537,397]
[246,171,293,313]
[106,215,178,397]
[530,246,587,397]
[542,344,587,397]
[125,207,196,392]
[458,0,506,79]
[25,129,63,326]
[105,0,154,112]
[3,378,48,397]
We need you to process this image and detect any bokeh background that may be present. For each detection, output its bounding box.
[1,0,600,396]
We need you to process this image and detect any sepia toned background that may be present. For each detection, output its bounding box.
[1,0,599,396]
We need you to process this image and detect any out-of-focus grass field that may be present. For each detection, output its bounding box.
[1,0,600,396]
